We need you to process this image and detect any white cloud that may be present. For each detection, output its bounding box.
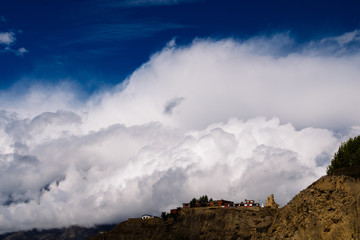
[1,30,360,232]
[0,31,28,56]
[84,33,360,131]
[0,114,340,233]
[16,47,28,56]
[0,32,15,45]
[0,81,82,118]
[3,46,29,56]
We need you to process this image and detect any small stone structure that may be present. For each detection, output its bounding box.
[265,194,279,208]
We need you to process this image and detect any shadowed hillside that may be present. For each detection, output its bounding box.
[87,207,278,240]
[0,225,114,240]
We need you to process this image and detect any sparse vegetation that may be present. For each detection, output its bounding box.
[327,135,360,175]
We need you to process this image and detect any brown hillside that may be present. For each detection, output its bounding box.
[0,225,115,240]
[267,175,360,239]
[87,207,278,240]
[88,174,360,240]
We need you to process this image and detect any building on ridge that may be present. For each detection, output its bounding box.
[209,199,234,207]
[142,214,157,220]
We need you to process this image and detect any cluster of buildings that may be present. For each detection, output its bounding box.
[182,199,262,209]
[166,199,263,216]
[142,195,278,220]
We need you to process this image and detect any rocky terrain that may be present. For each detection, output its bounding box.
[87,207,278,240]
[268,175,360,239]
[88,173,360,240]
[0,225,114,240]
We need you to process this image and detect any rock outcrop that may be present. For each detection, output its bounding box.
[265,194,279,209]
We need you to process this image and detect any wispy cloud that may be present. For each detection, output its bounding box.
[53,22,184,58]
[322,29,360,46]
[4,46,29,56]
[306,29,360,56]
[67,22,184,45]
[31,0,188,59]
[111,0,201,7]
[0,16,6,23]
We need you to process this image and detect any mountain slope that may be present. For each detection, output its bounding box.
[88,174,360,240]
[267,175,360,239]
[87,207,278,240]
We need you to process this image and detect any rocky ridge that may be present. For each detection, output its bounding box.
[88,174,360,240]
[88,207,278,240]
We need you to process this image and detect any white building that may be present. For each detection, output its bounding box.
[141,214,155,220]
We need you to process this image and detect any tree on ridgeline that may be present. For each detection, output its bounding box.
[189,195,211,207]
[199,195,209,204]
[327,135,360,175]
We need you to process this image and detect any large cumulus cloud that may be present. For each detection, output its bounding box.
[0,31,360,233]
[82,33,360,131]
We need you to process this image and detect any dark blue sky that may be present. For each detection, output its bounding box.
[1,0,359,94]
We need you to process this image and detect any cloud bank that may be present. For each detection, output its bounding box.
[84,32,360,131]
[1,30,360,233]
